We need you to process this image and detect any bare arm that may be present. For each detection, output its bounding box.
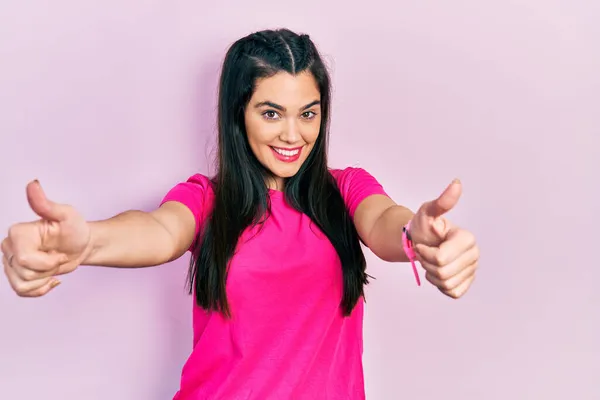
[353,194,414,263]
[83,201,196,267]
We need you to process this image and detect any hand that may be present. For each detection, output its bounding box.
[409,179,479,299]
[2,180,91,297]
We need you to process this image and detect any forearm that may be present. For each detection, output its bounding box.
[83,210,178,268]
[366,205,415,263]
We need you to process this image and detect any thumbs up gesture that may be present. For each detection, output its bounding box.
[409,179,479,299]
[2,180,91,297]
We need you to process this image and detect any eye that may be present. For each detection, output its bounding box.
[301,111,317,119]
[262,110,280,120]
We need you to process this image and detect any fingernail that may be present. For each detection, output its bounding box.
[453,178,461,184]
[50,280,61,289]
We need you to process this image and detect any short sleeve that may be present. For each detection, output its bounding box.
[330,167,389,219]
[160,174,214,237]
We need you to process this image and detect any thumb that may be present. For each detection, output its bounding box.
[421,178,462,218]
[26,180,68,222]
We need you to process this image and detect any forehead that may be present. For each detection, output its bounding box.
[251,71,320,106]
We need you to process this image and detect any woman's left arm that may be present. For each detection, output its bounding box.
[353,179,480,299]
[353,194,414,262]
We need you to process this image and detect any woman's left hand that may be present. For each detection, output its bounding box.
[409,179,479,299]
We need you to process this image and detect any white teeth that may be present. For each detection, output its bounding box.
[273,148,299,157]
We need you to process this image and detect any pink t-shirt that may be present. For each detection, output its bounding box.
[161,167,388,400]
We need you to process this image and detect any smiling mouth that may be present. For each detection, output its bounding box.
[272,147,300,156]
[270,146,302,162]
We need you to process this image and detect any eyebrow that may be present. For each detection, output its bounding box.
[254,100,320,112]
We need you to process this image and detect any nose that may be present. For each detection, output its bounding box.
[279,119,301,144]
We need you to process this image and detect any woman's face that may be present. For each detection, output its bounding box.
[244,71,322,190]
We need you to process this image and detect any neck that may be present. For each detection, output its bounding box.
[267,176,285,191]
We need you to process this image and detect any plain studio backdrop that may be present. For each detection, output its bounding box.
[0,1,598,399]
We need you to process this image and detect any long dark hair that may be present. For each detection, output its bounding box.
[189,28,368,317]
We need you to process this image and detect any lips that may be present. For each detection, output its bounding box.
[270,146,302,163]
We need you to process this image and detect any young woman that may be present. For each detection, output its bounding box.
[2,29,479,399]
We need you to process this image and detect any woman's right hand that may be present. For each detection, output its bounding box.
[2,180,92,297]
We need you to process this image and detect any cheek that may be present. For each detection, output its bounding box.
[246,117,279,146]
[302,122,321,146]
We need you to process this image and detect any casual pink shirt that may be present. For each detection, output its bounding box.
[161,167,388,400]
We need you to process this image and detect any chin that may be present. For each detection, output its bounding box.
[258,147,313,182]
[272,166,302,179]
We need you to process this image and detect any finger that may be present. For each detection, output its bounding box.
[430,217,451,240]
[421,179,462,218]
[1,237,12,257]
[12,260,64,282]
[418,245,479,280]
[11,250,68,274]
[425,261,477,293]
[418,216,453,243]
[21,278,61,297]
[3,255,60,296]
[414,228,477,266]
[442,273,476,299]
[26,180,68,222]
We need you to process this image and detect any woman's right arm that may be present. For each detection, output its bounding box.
[2,180,202,297]
[84,201,196,268]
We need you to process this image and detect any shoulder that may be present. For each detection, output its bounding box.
[164,172,215,199]
[330,166,373,182]
[160,173,215,230]
[329,166,383,192]
[182,173,214,189]
[165,173,215,197]
[329,166,388,217]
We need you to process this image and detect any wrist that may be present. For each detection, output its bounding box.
[402,219,421,286]
[81,221,102,266]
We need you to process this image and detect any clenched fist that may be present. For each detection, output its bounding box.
[2,180,91,297]
[409,179,480,299]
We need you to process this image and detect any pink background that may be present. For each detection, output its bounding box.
[1,1,598,399]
